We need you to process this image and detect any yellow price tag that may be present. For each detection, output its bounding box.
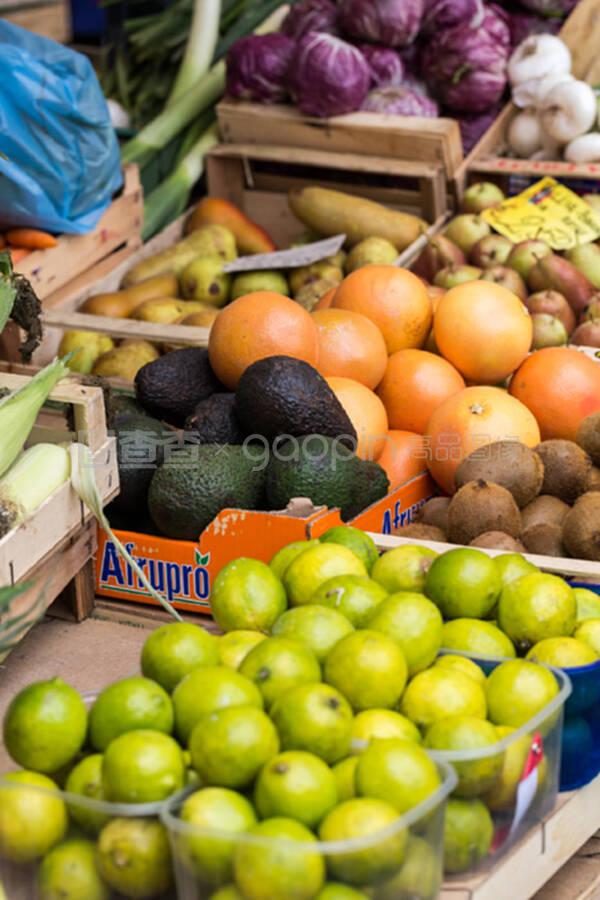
[481,177,600,250]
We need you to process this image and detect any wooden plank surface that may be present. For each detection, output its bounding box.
[3,0,70,41]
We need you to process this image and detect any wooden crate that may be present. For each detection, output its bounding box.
[1,0,70,42]
[14,164,143,300]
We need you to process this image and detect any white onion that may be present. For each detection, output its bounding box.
[508,35,571,87]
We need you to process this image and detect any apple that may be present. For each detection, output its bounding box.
[434,265,482,289]
[525,290,576,335]
[528,255,595,313]
[570,321,600,347]
[583,297,600,322]
[481,265,528,300]
[444,215,491,255]
[461,182,506,214]
[412,234,466,282]
[470,234,514,268]
[506,240,552,279]
[565,243,600,289]
[531,313,568,349]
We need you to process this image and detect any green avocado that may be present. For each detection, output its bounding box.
[135,347,223,427]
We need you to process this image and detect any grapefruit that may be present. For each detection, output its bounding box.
[376,431,429,490]
[325,376,389,460]
[313,309,387,389]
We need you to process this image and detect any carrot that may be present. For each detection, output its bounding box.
[6,228,58,250]
[9,248,31,264]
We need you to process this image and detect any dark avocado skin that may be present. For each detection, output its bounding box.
[135,347,223,427]
[234,356,357,447]
[109,414,170,520]
[184,393,245,445]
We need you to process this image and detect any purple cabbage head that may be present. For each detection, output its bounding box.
[359,45,405,87]
[507,10,561,46]
[421,0,483,35]
[422,21,509,113]
[226,34,295,103]
[457,103,503,153]
[281,0,338,39]
[481,4,511,51]
[290,32,371,117]
[362,85,439,116]
[338,0,424,48]
[517,0,576,17]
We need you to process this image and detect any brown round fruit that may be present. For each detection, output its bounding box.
[454,441,544,508]
[536,440,592,503]
[416,497,450,532]
[562,493,600,561]
[400,523,446,541]
[525,291,576,335]
[521,495,570,531]
[447,481,522,545]
[577,413,600,466]
[521,523,565,557]
[587,467,600,492]
[469,532,525,551]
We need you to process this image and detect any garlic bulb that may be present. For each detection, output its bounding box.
[540,80,597,144]
[508,109,543,158]
[565,133,600,164]
[508,35,571,87]
[513,72,573,109]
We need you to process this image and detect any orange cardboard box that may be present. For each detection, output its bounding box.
[95,472,436,615]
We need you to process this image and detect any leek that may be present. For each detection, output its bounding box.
[168,0,222,106]
[0,444,71,538]
[0,358,70,479]
[69,443,182,622]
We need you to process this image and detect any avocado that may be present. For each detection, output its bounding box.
[184,393,245,445]
[135,347,223,427]
[234,356,357,446]
[106,393,150,429]
[109,413,170,520]
[148,444,266,540]
[265,435,389,520]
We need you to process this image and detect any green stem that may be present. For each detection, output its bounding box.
[168,0,222,106]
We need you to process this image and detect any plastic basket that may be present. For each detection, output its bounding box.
[160,760,457,900]
[559,658,600,791]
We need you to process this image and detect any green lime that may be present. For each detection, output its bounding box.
[272,605,354,663]
[89,676,173,751]
[425,549,501,620]
[211,558,287,631]
[526,636,599,667]
[38,838,109,900]
[332,757,358,802]
[494,553,538,587]
[400,667,487,729]
[317,885,370,899]
[325,630,407,711]
[254,751,338,828]
[173,665,263,744]
[319,526,379,573]
[270,540,320,580]
[355,739,441,813]
[0,771,67,862]
[575,619,600,655]
[367,593,443,675]
[189,706,279,788]
[575,588,600,623]
[310,576,388,627]
[234,818,325,900]
[3,678,87,773]
[434,655,486,685]
[141,622,219,692]
[424,717,502,797]
[97,817,172,898]
[482,726,548,812]
[319,798,406,885]
[270,683,353,764]
[102,730,185,803]
[239,637,321,709]
[219,631,267,670]
[498,574,576,651]
[486,659,559,727]
[351,710,421,748]
[441,619,516,660]
[284,544,367,607]
[371,546,437,593]
[64,754,110,835]
[375,834,441,900]
[443,797,493,874]
[178,787,257,886]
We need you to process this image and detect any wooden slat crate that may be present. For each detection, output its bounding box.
[1,0,70,42]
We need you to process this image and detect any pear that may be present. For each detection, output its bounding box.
[179,309,221,327]
[181,256,231,307]
[132,298,188,324]
[461,182,506,214]
[59,331,114,374]
[470,235,514,268]
[570,321,600,347]
[289,262,343,296]
[294,278,340,311]
[506,240,552,279]
[583,297,600,322]
[531,313,568,349]
[92,341,159,381]
[481,265,527,300]
[444,215,491,255]
[528,254,595,313]
[412,235,465,282]
[434,264,482,289]
[565,243,600,289]
[231,270,289,300]
[192,225,237,262]
[526,290,576,335]
[345,237,398,272]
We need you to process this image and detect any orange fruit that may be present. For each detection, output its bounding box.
[208,291,319,389]
[377,349,465,434]
[377,431,429,490]
[434,281,532,384]
[313,309,387,390]
[313,287,337,311]
[332,266,432,354]
[425,386,541,494]
[326,376,389,461]
[510,347,600,441]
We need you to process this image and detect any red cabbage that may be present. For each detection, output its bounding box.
[457,104,503,153]
[358,45,405,87]
[517,0,577,16]
[421,0,483,35]
[482,4,511,51]
[226,34,295,103]
[507,10,561,45]
[290,32,371,117]
[362,85,439,116]
[281,0,339,39]
[338,0,424,48]
[399,40,424,77]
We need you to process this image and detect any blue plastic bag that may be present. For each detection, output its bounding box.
[0,21,123,234]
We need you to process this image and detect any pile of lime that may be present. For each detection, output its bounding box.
[0,526,581,896]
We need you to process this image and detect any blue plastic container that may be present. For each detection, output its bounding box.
[560,658,600,790]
